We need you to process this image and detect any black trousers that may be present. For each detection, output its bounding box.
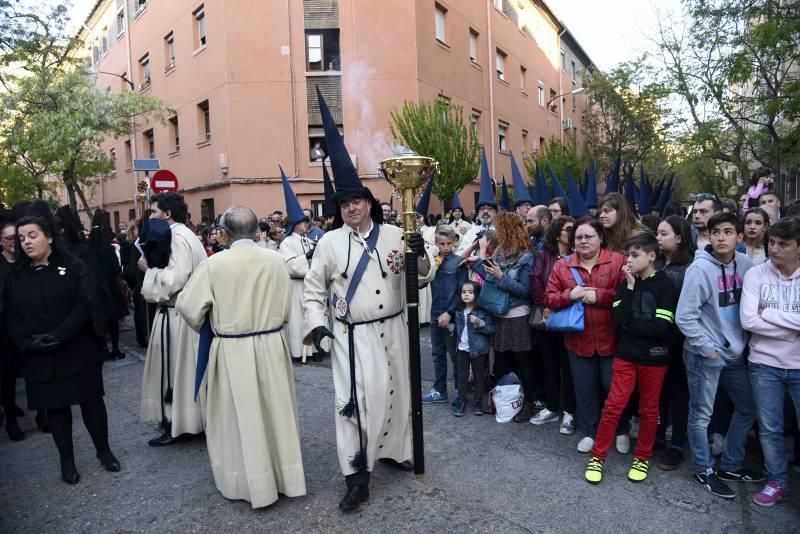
[47,397,110,464]
[538,331,575,414]
[132,290,149,345]
[1,360,18,416]
[494,350,536,405]
[657,352,689,448]
[456,350,488,402]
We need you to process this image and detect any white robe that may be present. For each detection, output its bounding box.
[451,219,473,245]
[418,225,436,325]
[176,240,306,509]
[140,222,207,437]
[455,222,491,255]
[279,232,314,360]
[303,223,435,476]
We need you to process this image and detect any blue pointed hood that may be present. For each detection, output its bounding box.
[584,161,599,208]
[650,178,664,209]
[280,165,308,233]
[546,161,568,199]
[317,86,364,201]
[321,159,337,217]
[509,152,532,208]
[638,166,652,215]
[604,154,621,194]
[654,175,674,212]
[534,165,551,205]
[566,169,588,217]
[416,172,434,216]
[476,148,497,210]
[499,176,511,211]
[623,164,637,213]
[452,190,463,211]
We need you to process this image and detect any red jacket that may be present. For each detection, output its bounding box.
[543,249,626,357]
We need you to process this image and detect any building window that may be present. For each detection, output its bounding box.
[493,0,503,9]
[169,116,180,153]
[520,66,526,92]
[194,5,207,49]
[109,148,116,175]
[139,54,150,88]
[164,32,175,70]
[470,108,481,133]
[101,28,108,53]
[116,2,125,36]
[522,129,528,154]
[496,49,506,81]
[128,208,136,222]
[538,81,545,107]
[113,211,120,232]
[200,198,215,224]
[311,200,324,218]
[560,49,565,71]
[136,0,148,12]
[197,100,211,142]
[469,29,478,63]
[93,45,100,64]
[143,129,155,158]
[571,60,576,81]
[549,88,557,112]
[434,4,447,43]
[305,30,340,72]
[538,137,545,154]
[498,121,508,152]
[124,139,132,169]
[309,133,327,162]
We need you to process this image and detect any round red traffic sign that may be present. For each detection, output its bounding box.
[150,170,179,193]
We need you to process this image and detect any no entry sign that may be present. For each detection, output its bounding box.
[150,170,179,193]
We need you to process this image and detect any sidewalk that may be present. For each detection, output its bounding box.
[1,325,798,533]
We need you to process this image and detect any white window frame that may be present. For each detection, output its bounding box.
[469,29,478,63]
[498,121,508,152]
[306,33,323,71]
[194,6,207,48]
[434,4,446,43]
[139,54,151,89]
[496,49,506,81]
[165,32,175,70]
[538,81,545,107]
[520,65,526,92]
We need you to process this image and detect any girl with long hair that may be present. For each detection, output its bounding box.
[598,193,648,253]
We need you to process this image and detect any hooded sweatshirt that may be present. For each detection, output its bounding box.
[676,247,753,362]
[740,260,800,369]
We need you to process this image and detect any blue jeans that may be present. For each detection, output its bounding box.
[430,323,457,395]
[749,362,800,488]
[684,350,756,474]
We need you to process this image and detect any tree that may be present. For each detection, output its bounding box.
[655,0,800,198]
[581,56,669,173]
[524,138,587,192]
[390,99,481,208]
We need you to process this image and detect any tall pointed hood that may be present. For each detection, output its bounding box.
[566,169,588,217]
[317,86,365,201]
[499,177,511,211]
[509,152,532,208]
[650,178,664,209]
[638,166,652,215]
[416,172,434,216]
[452,190,463,211]
[546,161,568,199]
[604,154,621,194]
[321,159,337,217]
[623,164,637,213]
[534,164,551,205]
[655,174,674,213]
[584,161,599,209]
[476,148,497,210]
[280,166,308,233]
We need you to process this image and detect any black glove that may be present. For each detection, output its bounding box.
[28,333,61,353]
[312,326,334,352]
[408,233,426,257]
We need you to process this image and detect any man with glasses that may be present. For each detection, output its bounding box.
[526,205,552,252]
[548,197,569,221]
[456,203,496,255]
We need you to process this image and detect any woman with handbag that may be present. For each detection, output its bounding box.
[544,217,626,453]
[463,213,535,422]
[529,217,576,433]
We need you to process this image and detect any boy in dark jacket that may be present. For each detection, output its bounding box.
[584,233,678,484]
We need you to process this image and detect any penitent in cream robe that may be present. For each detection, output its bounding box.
[278,232,314,360]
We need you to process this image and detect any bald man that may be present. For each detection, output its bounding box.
[526,205,552,252]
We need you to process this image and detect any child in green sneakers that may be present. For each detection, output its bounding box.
[584,233,678,484]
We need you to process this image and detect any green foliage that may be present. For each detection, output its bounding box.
[390,99,481,209]
[524,138,588,193]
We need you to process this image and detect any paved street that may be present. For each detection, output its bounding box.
[1,319,799,533]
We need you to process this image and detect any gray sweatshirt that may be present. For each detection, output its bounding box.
[676,248,754,362]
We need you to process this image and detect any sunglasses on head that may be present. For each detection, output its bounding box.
[695,193,719,203]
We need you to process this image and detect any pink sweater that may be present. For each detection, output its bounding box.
[740,261,800,369]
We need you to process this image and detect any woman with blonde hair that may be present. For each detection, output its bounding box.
[598,193,648,253]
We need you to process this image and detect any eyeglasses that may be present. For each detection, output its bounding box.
[574,234,599,241]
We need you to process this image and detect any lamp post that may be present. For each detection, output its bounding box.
[547,87,585,143]
[85,68,135,90]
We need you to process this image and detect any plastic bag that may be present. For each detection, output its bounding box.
[491,373,524,423]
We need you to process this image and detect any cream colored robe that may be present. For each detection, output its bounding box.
[140,222,207,437]
[176,240,306,509]
[451,218,473,245]
[417,225,436,325]
[303,222,435,477]
[455,222,489,255]
[278,232,314,360]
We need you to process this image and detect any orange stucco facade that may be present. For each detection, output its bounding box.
[80,0,592,227]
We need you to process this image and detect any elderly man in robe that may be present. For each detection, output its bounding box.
[139,192,207,446]
[303,89,435,513]
[176,206,306,509]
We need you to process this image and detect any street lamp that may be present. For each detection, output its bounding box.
[547,86,585,112]
[85,67,134,90]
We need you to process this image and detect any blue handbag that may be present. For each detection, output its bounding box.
[477,274,511,315]
[545,261,585,333]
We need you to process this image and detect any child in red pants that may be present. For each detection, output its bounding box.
[584,233,678,484]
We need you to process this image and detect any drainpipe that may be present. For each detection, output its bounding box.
[557,27,566,144]
[486,0,496,176]
[287,0,299,177]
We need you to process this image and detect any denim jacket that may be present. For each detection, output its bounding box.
[473,251,534,309]
[453,307,495,358]
[431,253,467,318]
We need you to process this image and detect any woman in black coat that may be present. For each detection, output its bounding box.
[3,215,120,484]
[89,210,128,359]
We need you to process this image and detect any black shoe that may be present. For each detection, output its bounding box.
[147,430,194,447]
[137,339,148,348]
[718,468,766,483]
[378,458,414,472]
[694,472,735,499]
[110,350,126,360]
[653,438,667,452]
[6,418,24,441]
[97,450,121,472]
[35,411,50,433]
[60,460,80,485]
[312,352,323,363]
[13,405,24,417]
[658,447,684,471]
[338,485,369,512]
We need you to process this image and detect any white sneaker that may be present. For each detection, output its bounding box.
[710,433,726,456]
[577,436,594,453]
[530,408,560,425]
[629,416,640,439]
[616,434,631,454]
[560,412,575,435]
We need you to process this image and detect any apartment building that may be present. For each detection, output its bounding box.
[80,0,593,226]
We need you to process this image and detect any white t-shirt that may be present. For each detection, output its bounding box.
[458,310,471,352]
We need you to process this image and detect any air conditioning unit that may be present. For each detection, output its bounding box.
[562,117,574,130]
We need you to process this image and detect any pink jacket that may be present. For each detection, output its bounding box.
[740,261,800,369]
